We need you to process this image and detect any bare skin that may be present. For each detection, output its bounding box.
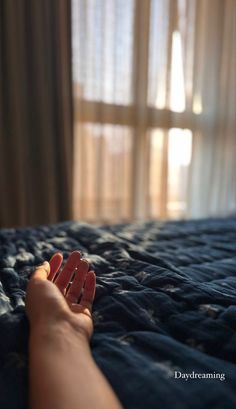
[26,251,123,409]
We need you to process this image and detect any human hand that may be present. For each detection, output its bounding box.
[26,251,96,341]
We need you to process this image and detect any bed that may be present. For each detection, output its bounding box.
[0,218,236,409]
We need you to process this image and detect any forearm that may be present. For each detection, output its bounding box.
[29,321,123,409]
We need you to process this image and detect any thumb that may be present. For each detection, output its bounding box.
[32,261,50,280]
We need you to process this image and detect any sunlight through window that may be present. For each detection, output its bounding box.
[167,128,192,218]
[170,31,185,113]
[193,93,203,115]
[168,128,192,166]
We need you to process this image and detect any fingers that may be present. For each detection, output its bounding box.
[48,253,63,281]
[66,259,89,303]
[55,251,81,293]
[80,271,96,312]
[38,251,96,314]
[31,261,50,281]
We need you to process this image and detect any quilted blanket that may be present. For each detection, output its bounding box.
[0,218,236,409]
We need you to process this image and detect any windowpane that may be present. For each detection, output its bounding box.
[167,128,192,218]
[73,124,133,221]
[148,0,196,112]
[149,128,192,219]
[170,31,186,112]
[72,0,135,105]
[148,0,170,109]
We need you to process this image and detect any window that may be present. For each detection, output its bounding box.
[72,0,198,222]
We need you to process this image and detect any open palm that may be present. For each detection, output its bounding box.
[26,251,96,341]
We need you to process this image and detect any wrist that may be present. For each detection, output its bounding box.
[29,318,91,351]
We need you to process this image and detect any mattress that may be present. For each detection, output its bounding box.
[0,218,236,409]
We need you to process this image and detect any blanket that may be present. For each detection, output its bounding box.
[0,218,236,409]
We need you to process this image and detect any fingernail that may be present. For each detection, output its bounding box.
[36,261,50,274]
[42,261,50,273]
[35,261,50,273]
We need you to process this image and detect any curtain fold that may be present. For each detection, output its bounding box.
[187,0,236,217]
[0,0,73,228]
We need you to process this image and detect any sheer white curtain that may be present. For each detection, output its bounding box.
[72,0,236,223]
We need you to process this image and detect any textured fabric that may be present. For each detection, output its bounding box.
[0,218,236,408]
[0,0,73,227]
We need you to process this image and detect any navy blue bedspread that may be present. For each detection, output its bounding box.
[0,218,236,409]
